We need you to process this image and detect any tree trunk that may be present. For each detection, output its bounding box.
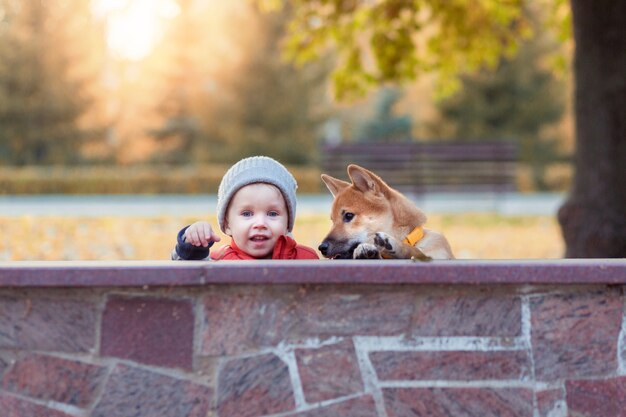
[558,0,626,258]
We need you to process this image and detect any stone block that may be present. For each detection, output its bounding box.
[101,295,194,370]
[1,354,106,407]
[0,392,74,417]
[0,295,96,352]
[531,289,622,381]
[217,353,294,417]
[92,364,212,417]
[383,387,533,417]
[410,293,522,337]
[295,288,415,336]
[295,339,363,403]
[566,376,626,417]
[372,350,531,381]
[201,288,292,356]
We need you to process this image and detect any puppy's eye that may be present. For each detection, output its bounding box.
[343,212,355,223]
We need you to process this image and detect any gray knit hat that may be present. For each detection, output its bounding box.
[216,156,297,233]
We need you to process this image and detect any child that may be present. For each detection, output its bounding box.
[172,156,319,260]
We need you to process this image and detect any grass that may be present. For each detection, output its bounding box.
[0,213,564,261]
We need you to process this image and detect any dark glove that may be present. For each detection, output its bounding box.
[173,225,213,260]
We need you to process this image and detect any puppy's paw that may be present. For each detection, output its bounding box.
[353,243,381,259]
[374,232,400,258]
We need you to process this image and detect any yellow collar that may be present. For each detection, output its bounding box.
[403,226,424,246]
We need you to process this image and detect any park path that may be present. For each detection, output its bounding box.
[0,193,565,217]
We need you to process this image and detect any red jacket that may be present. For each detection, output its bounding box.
[211,235,319,260]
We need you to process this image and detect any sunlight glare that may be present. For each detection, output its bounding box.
[92,0,180,61]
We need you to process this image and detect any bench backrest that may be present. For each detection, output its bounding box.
[321,140,518,194]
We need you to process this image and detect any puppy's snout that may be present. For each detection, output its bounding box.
[318,241,330,256]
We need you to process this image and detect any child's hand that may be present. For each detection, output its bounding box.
[184,221,221,247]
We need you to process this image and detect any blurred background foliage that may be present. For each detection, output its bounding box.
[0,0,571,193]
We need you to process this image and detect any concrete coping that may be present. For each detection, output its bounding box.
[0,259,625,287]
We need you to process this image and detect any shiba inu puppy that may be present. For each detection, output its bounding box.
[318,164,454,260]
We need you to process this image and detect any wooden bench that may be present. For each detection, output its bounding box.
[320,140,518,194]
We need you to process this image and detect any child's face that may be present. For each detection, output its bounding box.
[224,183,289,258]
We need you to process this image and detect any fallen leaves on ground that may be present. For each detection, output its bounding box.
[0,213,564,261]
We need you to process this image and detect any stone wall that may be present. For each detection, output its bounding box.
[1,260,625,417]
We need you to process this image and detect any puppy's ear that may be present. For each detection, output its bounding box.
[321,174,350,197]
[347,164,386,194]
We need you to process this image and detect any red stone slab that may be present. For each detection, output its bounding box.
[0,295,97,352]
[410,293,522,336]
[200,286,417,353]
[1,354,106,407]
[531,289,622,381]
[92,364,212,417]
[372,350,531,381]
[1,260,625,287]
[101,295,194,370]
[295,339,363,403]
[217,353,295,417]
[566,377,626,417]
[0,392,74,417]
[295,288,415,336]
[200,288,293,356]
[383,387,533,417]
